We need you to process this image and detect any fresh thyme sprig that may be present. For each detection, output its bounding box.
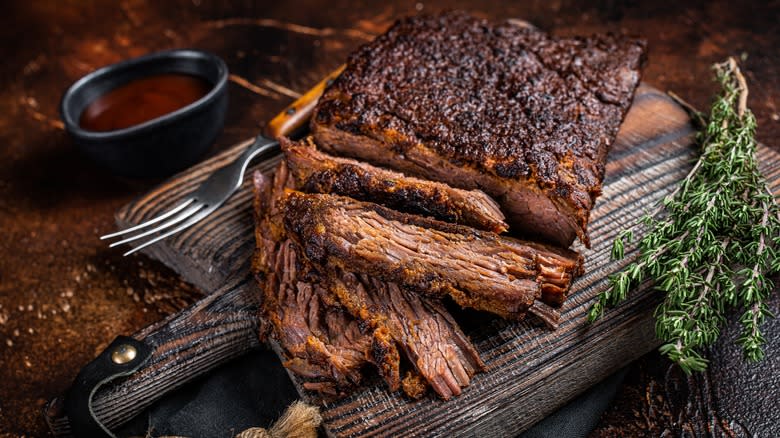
[588,57,780,373]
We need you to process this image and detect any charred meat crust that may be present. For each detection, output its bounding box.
[282,191,583,319]
[282,136,508,233]
[311,11,645,246]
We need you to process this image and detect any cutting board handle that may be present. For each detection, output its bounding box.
[44,276,261,436]
[264,64,345,139]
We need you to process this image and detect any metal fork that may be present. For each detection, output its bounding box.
[100,65,346,256]
[101,135,280,256]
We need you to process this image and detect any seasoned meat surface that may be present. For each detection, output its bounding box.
[311,11,645,246]
[282,136,507,233]
[282,191,583,320]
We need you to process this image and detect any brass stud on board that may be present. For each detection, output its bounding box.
[111,344,137,365]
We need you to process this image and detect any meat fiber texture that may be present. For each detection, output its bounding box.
[311,11,646,247]
[252,164,484,400]
[281,191,583,321]
[252,164,370,397]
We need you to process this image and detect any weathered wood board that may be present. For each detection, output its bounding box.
[48,84,780,437]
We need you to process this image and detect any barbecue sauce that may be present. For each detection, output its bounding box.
[79,73,212,132]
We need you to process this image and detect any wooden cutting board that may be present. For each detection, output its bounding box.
[47,84,780,437]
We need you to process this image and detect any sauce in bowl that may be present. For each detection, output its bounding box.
[79,73,212,132]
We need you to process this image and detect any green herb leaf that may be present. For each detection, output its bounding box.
[588,57,780,372]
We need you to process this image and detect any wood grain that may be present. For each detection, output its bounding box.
[45,84,780,437]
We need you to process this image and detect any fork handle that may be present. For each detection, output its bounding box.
[264,64,345,139]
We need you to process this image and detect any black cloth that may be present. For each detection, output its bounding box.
[117,349,299,437]
[519,368,626,438]
[117,349,625,438]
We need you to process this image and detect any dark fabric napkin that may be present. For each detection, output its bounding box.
[116,348,625,438]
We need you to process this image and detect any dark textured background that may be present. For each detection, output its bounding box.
[1,1,778,436]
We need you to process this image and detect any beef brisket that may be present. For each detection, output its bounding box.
[255,165,485,399]
[282,191,583,320]
[252,166,372,396]
[282,137,507,233]
[311,12,645,246]
[327,271,484,399]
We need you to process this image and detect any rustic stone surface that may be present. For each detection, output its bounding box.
[1,1,778,436]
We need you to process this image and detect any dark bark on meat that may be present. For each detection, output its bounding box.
[311,12,645,247]
[282,191,582,320]
[282,136,507,233]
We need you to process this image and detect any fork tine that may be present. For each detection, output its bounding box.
[108,203,205,248]
[100,198,195,240]
[123,207,216,256]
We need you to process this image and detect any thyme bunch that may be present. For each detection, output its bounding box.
[588,58,780,373]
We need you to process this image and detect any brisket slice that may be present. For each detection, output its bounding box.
[255,165,485,399]
[311,11,646,247]
[252,165,373,396]
[282,136,507,233]
[282,191,583,320]
[254,165,404,393]
[326,271,484,399]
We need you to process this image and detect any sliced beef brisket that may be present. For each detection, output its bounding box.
[311,11,645,246]
[282,136,507,233]
[282,191,583,320]
[327,271,484,399]
[252,166,372,397]
[254,165,485,399]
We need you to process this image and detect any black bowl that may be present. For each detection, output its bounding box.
[60,49,228,178]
